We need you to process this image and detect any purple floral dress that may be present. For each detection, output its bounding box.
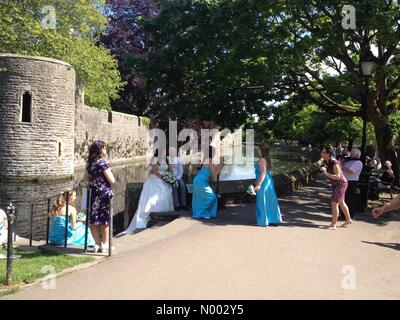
[86,159,113,225]
[327,159,348,203]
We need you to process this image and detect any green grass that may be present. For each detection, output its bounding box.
[0,248,94,288]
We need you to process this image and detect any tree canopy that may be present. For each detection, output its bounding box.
[0,0,124,110]
[102,0,159,114]
[137,0,400,179]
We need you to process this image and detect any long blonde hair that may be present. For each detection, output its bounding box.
[49,188,75,217]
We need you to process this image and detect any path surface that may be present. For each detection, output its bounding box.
[3,177,400,300]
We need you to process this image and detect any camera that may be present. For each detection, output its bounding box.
[319,164,327,173]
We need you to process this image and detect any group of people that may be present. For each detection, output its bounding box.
[319,145,397,230]
[124,143,282,231]
[123,146,188,234]
[48,140,114,253]
[45,141,283,251]
[4,140,398,250]
[191,144,282,226]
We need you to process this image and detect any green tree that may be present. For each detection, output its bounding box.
[142,0,281,127]
[269,0,400,182]
[244,118,275,143]
[142,0,400,182]
[0,0,123,110]
[272,102,375,148]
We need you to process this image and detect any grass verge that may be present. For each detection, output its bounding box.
[0,248,94,295]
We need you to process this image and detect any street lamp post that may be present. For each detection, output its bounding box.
[6,202,16,286]
[360,60,375,163]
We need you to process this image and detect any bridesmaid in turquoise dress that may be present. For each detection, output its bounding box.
[49,188,95,247]
[254,144,282,226]
[192,146,225,219]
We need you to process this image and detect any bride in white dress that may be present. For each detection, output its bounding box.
[122,158,174,234]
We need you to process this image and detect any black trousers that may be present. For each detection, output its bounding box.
[342,180,358,219]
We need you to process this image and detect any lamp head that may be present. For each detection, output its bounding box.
[361,61,375,76]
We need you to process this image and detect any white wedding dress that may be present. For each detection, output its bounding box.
[123,164,174,234]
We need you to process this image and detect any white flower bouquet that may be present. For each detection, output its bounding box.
[246,185,256,196]
[162,171,179,188]
[77,211,87,222]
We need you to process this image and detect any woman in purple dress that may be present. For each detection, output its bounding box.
[85,140,115,253]
[320,147,353,230]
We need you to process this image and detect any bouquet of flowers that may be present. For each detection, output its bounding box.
[77,211,87,222]
[246,185,257,196]
[162,171,179,188]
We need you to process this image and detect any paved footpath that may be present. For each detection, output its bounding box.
[3,176,400,300]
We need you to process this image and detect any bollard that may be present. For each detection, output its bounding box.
[64,191,70,248]
[6,203,16,286]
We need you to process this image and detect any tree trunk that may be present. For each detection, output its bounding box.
[368,88,400,185]
[373,121,400,185]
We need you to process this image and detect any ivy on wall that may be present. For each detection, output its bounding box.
[75,132,149,162]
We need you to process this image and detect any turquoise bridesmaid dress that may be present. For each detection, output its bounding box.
[255,162,282,226]
[49,216,95,247]
[192,166,218,219]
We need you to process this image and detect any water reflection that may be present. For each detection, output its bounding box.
[0,147,314,240]
[186,147,314,182]
[0,161,149,240]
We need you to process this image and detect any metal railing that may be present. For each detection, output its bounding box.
[3,187,113,257]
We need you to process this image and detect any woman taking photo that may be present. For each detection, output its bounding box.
[254,143,282,227]
[320,147,353,230]
[86,140,115,253]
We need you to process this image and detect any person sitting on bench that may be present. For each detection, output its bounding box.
[373,161,394,190]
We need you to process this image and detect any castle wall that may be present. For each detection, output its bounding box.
[0,54,76,181]
[74,104,151,168]
[0,54,151,181]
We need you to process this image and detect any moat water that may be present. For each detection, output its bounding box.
[0,147,317,240]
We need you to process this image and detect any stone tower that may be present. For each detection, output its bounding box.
[0,54,76,181]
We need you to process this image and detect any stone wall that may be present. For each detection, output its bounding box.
[0,54,152,181]
[0,179,74,240]
[74,103,151,168]
[0,54,76,181]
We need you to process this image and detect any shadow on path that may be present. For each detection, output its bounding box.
[361,241,400,252]
[183,176,400,229]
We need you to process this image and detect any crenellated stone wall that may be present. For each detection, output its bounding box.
[0,54,151,181]
[0,54,76,181]
[74,103,150,169]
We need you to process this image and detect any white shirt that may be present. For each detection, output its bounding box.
[342,160,363,181]
[168,156,183,180]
